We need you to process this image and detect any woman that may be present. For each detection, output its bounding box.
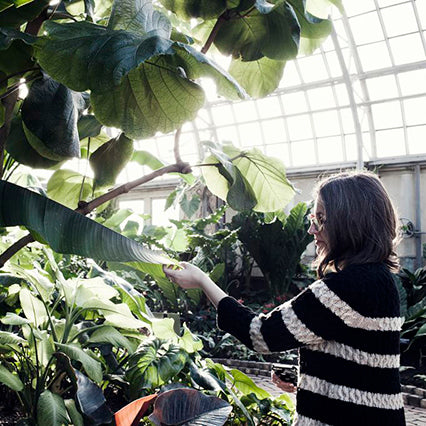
[164,171,405,426]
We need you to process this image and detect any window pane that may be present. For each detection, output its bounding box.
[266,143,291,167]
[216,125,240,145]
[344,1,376,16]
[389,33,425,65]
[403,97,426,126]
[398,69,426,96]
[357,42,392,71]
[375,128,406,157]
[262,118,287,144]
[279,60,301,87]
[350,12,384,45]
[287,115,313,140]
[152,198,179,227]
[298,54,329,82]
[317,136,344,163]
[366,75,399,101]
[407,125,426,155]
[282,91,308,114]
[211,104,234,126]
[381,3,419,37]
[291,140,317,166]
[256,96,282,119]
[233,100,258,123]
[239,122,263,147]
[307,86,336,110]
[312,110,341,137]
[372,101,403,129]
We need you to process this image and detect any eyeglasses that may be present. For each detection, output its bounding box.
[309,214,326,232]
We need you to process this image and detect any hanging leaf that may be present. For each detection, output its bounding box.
[0,364,24,391]
[89,133,134,189]
[6,116,63,169]
[37,390,70,426]
[34,7,245,138]
[47,169,93,209]
[202,144,295,212]
[159,0,227,20]
[213,1,300,61]
[21,73,88,161]
[149,388,232,425]
[74,370,113,425]
[77,115,102,140]
[179,193,200,218]
[115,394,158,426]
[288,0,332,55]
[0,180,173,266]
[131,150,165,170]
[229,56,285,98]
[0,0,48,27]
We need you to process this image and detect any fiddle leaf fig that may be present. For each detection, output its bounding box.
[89,133,134,189]
[21,73,88,161]
[34,12,245,138]
[6,116,63,169]
[159,0,227,20]
[108,0,172,36]
[202,144,295,212]
[229,56,285,98]
[213,0,300,61]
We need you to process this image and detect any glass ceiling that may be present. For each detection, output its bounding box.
[114,0,426,183]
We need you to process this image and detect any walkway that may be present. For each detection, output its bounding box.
[248,374,426,425]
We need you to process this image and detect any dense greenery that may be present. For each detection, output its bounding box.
[0,0,342,423]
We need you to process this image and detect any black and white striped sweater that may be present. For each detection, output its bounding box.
[217,263,406,426]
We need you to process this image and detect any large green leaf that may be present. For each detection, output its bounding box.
[5,116,63,169]
[0,180,172,266]
[131,150,165,170]
[56,343,102,383]
[229,56,285,98]
[108,0,172,36]
[87,325,134,353]
[19,287,48,326]
[74,370,113,425]
[77,114,102,140]
[37,390,70,426]
[213,0,300,61]
[202,144,295,212]
[149,388,232,425]
[21,73,88,161]
[126,338,187,396]
[46,169,93,209]
[0,0,48,27]
[0,364,24,391]
[89,133,134,189]
[288,0,332,55]
[34,15,245,138]
[159,0,227,20]
[0,330,26,346]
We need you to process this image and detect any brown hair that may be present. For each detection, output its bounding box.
[313,171,400,278]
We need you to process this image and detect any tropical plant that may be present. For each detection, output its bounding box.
[230,202,315,299]
[0,0,340,272]
[397,267,426,367]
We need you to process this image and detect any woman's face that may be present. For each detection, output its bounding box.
[308,197,329,256]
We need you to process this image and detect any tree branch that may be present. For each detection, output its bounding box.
[201,13,228,54]
[174,127,182,164]
[0,162,191,267]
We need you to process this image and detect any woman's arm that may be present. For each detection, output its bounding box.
[163,262,227,308]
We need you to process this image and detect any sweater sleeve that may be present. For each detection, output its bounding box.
[217,266,403,354]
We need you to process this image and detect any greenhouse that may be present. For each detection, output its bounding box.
[0,0,426,424]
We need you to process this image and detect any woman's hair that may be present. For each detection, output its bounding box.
[313,171,400,278]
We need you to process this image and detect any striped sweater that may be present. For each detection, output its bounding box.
[217,263,406,425]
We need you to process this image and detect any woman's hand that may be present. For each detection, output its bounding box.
[163,262,228,308]
[163,262,208,289]
[271,371,297,393]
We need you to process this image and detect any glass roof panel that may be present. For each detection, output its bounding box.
[389,33,425,65]
[350,12,385,45]
[380,3,419,37]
